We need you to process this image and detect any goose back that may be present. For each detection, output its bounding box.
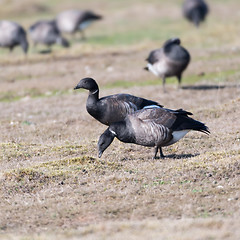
[163,39,190,64]
[56,10,102,34]
[29,20,69,47]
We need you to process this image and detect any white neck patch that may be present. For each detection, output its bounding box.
[109,129,117,136]
[92,89,99,95]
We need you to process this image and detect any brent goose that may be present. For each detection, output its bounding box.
[74,77,163,125]
[29,20,69,50]
[0,20,28,54]
[144,38,190,92]
[98,106,209,158]
[56,10,102,39]
[183,0,209,27]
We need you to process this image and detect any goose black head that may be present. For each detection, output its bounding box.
[74,77,99,92]
[84,11,103,21]
[98,128,115,158]
[163,38,181,48]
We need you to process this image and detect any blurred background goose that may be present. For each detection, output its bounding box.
[56,9,102,40]
[74,77,163,126]
[0,20,28,54]
[98,106,209,159]
[183,0,209,27]
[144,38,190,92]
[29,20,69,52]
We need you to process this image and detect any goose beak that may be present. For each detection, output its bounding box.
[74,84,80,90]
[98,151,102,158]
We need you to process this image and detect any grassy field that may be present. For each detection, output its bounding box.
[0,0,240,239]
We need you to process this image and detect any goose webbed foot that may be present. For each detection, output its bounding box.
[153,147,165,159]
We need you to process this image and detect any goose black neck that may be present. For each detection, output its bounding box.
[86,87,100,118]
[88,88,99,101]
[111,121,135,143]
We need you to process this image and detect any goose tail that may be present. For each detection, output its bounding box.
[172,115,210,135]
[188,119,210,135]
[197,124,210,135]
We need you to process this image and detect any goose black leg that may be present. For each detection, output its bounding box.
[153,147,158,159]
[159,147,165,158]
[9,46,14,53]
[162,77,166,93]
[177,75,182,89]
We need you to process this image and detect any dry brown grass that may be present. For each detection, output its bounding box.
[0,0,240,239]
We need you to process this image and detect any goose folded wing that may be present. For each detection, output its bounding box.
[133,108,177,129]
[98,97,138,123]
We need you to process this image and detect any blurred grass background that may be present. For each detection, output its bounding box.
[0,0,240,53]
[1,0,240,100]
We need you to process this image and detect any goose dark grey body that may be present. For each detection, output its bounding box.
[56,9,102,39]
[145,38,190,91]
[29,20,69,49]
[74,77,163,125]
[183,0,209,27]
[0,20,28,54]
[98,106,209,158]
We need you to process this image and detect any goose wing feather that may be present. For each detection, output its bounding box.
[100,94,163,108]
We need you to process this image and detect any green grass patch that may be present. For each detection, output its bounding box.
[87,22,180,47]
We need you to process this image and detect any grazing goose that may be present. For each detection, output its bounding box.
[29,20,69,50]
[56,9,102,39]
[183,0,209,27]
[74,77,163,125]
[144,38,190,92]
[0,20,28,54]
[98,106,209,159]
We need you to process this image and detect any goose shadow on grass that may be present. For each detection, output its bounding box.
[39,49,52,54]
[120,153,199,161]
[160,153,200,159]
[181,84,239,90]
